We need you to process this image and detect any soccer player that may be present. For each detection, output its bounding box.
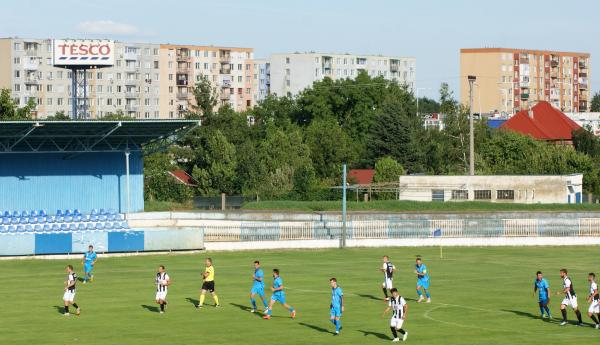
[62,265,80,316]
[250,260,268,313]
[382,288,408,342]
[82,245,97,284]
[196,258,220,309]
[155,265,171,314]
[380,255,397,301]
[558,268,583,326]
[415,257,430,303]
[587,272,600,329]
[263,269,296,320]
[533,271,551,319]
[329,278,344,335]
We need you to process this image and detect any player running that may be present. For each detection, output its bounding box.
[263,269,296,320]
[558,268,583,326]
[196,258,220,309]
[382,288,408,342]
[250,260,268,313]
[155,265,171,314]
[380,255,397,301]
[587,272,600,329]
[82,245,97,284]
[62,265,81,316]
[329,278,344,335]
[415,257,430,303]
[533,271,551,319]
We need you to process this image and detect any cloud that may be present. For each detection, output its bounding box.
[76,20,141,36]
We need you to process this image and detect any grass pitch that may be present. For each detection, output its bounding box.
[1,246,599,345]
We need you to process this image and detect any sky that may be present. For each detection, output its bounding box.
[1,0,598,99]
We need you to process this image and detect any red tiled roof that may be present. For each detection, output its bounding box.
[348,169,375,185]
[500,101,581,140]
[169,170,197,187]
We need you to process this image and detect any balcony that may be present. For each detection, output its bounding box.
[219,53,231,63]
[579,83,588,90]
[25,49,39,56]
[550,60,559,68]
[221,80,232,88]
[323,62,332,69]
[125,104,139,112]
[550,71,558,79]
[219,67,231,75]
[520,81,530,88]
[580,93,588,101]
[124,79,138,86]
[24,76,40,84]
[220,91,231,100]
[579,61,587,69]
[520,93,530,100]
[125,65,138,72]
[176,92,189,100]
[176,79,189,86]
[23,60,39,70]
[123,52,138,61]
[124,92,138,99]
[579,72,587,78]
[176,54,191,62]
[390,64,399,73]
[176,66,190,74]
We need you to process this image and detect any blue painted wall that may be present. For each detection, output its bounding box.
[0,152,143,213]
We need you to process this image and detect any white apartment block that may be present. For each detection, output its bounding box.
[269,52,416,96]
[0,38,256,119]
[252,58,270,104]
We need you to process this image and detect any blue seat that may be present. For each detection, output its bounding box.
[107,209,117,215]
[43,224,51,232]
[0,225,5,232]
[1,217,9,225]
[3,211,10,218]
[69,224,77,231]
[24,224,33,232]
[98,214,108,221]
[7,225,16,232]
[19,217,28,224]
[38,216,47,224]
[65,209,73,217]
[86,223,95,230]
[121,221,130,229]
[82,215,90,221]
[39,210,47,217]
[47,216,56,223]
[74,215,82,222]
[74,209,81,216]
[34,225,42,232]
[64,216,73,223]
[95,223,105,230]
[112,222,122,229]
[56,216,65,223]
[56,210,63,217]
[51,224,60,232]
[59,224,68,231]
[77,223,86,231]
[20,211,28,218]
[28,217,37,224]
[90,215,99,222]
[12,211,19,218]
[16,225,25,232]
[11,217,19,225]
[104,222,114,230]
[30,210,38,217]
[91,209,98,216]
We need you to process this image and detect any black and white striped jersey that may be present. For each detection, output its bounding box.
[156,272,170,292]
[66,272,77,292]
[590,281,599,301]
[383,262,395,279]
[563,276,576,298]
[389,295,406,319]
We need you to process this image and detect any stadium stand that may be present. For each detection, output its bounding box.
[0,208,129,233]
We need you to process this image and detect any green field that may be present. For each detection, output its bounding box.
[1,246,599,345]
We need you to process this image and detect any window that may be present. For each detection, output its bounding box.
[474,190,491,200]
[14,84,20,91]
[13,57,20,64]
[497,190,515,200]
[47,98,52,106]
[46,84,52,92]
[14,70,20,78]
[451,190,468,200]
[431,190,445,202]
[286,57,290,64]
[13,43,21,51]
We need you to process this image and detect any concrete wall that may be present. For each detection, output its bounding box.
[0,152,143,213]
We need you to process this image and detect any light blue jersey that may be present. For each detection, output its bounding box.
[84,251,97,273]
[331,287,343,309]
[416,263,429,281]
[271,276,286,304]
[535,278,549,301]
[253,268,265,289]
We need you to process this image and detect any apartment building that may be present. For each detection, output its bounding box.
[0,38,255,119]
[269,52,416,96]
[460,48,591,115]
[252,58,270,104]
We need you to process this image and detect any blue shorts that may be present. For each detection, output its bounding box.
[251,286,265,298]
[271,294,286,304]
[539,297,549,305]
[330,306,342,318]
[417,280,430,289]
[84,264,94,274]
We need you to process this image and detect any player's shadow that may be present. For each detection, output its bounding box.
[140,304,160,313]
[357,330,390,340]
[356,293,383,301]
[501,309,559,324]
[230,303,265,318]
[298,322,334,335]
[53,306,65,315]
[185,297,199,307]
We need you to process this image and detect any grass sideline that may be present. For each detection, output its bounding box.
[2,246,600,345]
[144,200,194,212]
[242,200,600,212]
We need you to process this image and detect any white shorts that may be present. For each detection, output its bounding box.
[155,291,168,301]
[390,318,404,329]
[561,295,578,309]
[589,300,600,314]
[63,290,75,302]
[383,278,393,289]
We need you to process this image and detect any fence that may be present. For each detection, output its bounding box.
[201,217,600,242]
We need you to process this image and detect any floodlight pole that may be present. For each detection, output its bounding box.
[468,75,476,176]
[341,164,347,248]
[125,150,131,216]
[71,69,77,120]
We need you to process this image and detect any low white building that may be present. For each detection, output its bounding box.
[565,112,600,136]
[398,174,583,204]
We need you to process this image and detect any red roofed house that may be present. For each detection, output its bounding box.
[500,101,581,145]
[348,169,375,185]
[169,170,198,187]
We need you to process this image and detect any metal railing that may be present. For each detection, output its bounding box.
[201,217,600,242]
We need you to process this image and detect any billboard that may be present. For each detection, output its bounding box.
[53,39,115,67]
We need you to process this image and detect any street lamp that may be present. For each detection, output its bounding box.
[468,75,476,176]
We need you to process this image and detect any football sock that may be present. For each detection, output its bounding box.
[250,298,257,309]
[398,328,406,335]
[64,306,69,313]
[561,309,567,321]
[383,288,388,298]
[199,295,205,306]
[72,303,79,309]
[160,303,164,312]
[390,327,398,338]
[539,306,545,316]
[213,295,220,306]
[417,290,423,297]
[289,306,295,313]
[544,306,551,316]
[330,319,336,325]
[266,308,272,315]
[262,299,268,308]
[425,291,430,298]
[591,315,599,324]
[575,310,582,323]
[335,319,341,332]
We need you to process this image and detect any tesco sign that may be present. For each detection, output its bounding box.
[53,39,115,67]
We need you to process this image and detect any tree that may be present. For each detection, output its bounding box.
[304,118,356,179]
[144,152,193,203]
[373,157,405,183]
[0,88,36,120]
[188,75,218,119]
[103,109,134,120]
[45,111,70,121]
[192,130,238,195]
[591,92,600,112]
[417,97,440,114]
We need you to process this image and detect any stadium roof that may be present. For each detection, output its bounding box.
[0,120,200,154]
[500,101,581,141]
